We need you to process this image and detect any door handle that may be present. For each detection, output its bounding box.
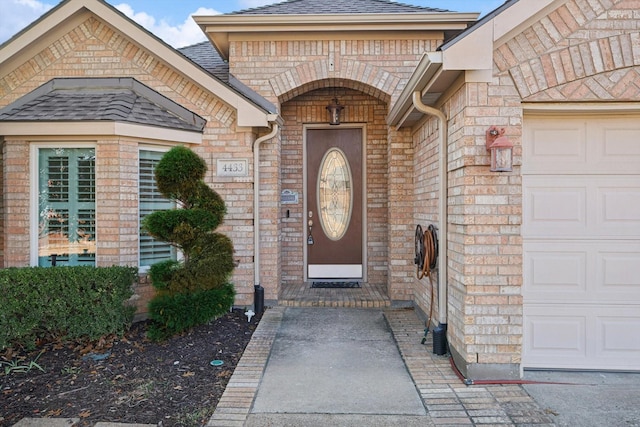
[307,217,314,245]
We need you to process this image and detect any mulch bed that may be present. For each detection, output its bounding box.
[0,309,260,427]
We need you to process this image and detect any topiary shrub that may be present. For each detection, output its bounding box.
[142,146,235,340]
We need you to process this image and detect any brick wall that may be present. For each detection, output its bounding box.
[0,143,4,267]
[410,0,640,375]
[411,117,441,321]
[2,140,30,266]
[280,87,390,287]
[387,127,415,300]
[230,34,442,300]
[496,0,640,102]
[230,38,441,107]
[0,16,258,308]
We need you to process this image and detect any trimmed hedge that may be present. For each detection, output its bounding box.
[147,282,235,341]
[0,266,137,350]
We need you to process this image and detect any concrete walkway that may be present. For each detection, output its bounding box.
[207,306,556,427]
[16,306,640,426]
[247,308,425,425]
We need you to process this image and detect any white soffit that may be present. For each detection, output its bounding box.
[0,121,203,144]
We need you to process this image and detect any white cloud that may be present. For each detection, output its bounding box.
[238,0,279,9]
[114,4,221,48]
[0,0,55,45]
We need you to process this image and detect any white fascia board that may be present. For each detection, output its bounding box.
[492,0,556,43]
[237,101,269,128]
[442,23,493,71]
[0,121,203,144]
[195,13,479,28]
[114,123,203,143]
[0,0,271,128]
[0,0,78,64]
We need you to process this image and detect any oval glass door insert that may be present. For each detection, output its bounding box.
[317,147,353,241]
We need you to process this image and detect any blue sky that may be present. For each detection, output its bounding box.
[1,0,506,48]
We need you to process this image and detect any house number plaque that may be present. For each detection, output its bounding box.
[217,159,248,177]
[281,190,299,204]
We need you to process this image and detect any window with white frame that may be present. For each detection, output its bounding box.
[139,149,177,267]
[37,147,96,267]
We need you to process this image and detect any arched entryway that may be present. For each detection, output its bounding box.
[278,82,395,307]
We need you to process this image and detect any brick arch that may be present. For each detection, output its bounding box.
[271,58,397,104]
[492,0,638,100]
[522,67,640,102]
[278,78,391,105]
[502,33,640,99]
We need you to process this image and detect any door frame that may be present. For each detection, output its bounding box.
[302,123,367,283]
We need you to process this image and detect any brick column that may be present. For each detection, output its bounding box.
[386,128,414,301]
[257,131,282,301]
[445,81,524,379]
[2,140,30,267]
[95,138,138,267]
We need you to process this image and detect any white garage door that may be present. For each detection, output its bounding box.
[522,114,640,371]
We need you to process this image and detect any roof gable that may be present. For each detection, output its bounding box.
[195,0,478,60]
[229,0,450,15]
[0,0,274,127]
[0,78,206,132]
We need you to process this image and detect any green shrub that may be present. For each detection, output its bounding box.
[147,283,235,341]
[0,266,137,350]
[143,146,235,341]
[148,260,180,291]
[142,208,224,254]
[154,145,207,200]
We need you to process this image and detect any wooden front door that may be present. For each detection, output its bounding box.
[306,128,363,279]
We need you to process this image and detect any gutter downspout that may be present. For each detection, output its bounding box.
[412,91,448,326]
[253,119,279,287]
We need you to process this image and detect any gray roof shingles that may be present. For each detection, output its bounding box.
[228,0,451,15]
[0,78,206,132]
[178,42,230,83]
[178,43,277,113]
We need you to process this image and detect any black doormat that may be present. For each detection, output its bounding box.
[311,281,361,288]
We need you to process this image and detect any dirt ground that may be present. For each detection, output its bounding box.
[0,309,260,427]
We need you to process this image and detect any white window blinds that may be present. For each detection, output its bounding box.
[139,150,177,267]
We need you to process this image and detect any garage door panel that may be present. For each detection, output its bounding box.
[524,123,586,174]
[524,176,640,238]
[597,316,640,358]
[523,308,587,368]
[524,246,587,298]
[595,122,640,172]
[523,182,587,237]
[525,117,640,174]
[597,185,640,235]
[525,241,640,302]
[524,115,640,371]
[598,249,640,296]
[524,305,640,370]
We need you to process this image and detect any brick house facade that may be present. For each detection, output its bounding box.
[1,0,638,379]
